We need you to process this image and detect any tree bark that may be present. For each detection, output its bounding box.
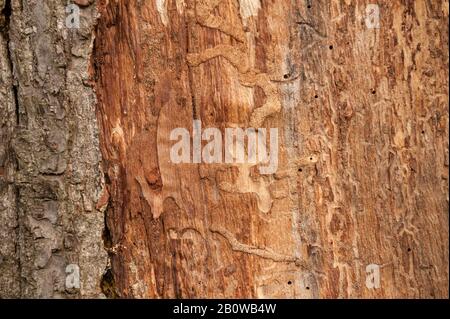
[0,0,107,298]
[0,0,448,298]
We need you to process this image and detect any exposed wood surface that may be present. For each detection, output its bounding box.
[93,0,449,298]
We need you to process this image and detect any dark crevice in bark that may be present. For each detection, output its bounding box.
[100,267,119,298]
[102,212,113,250]
[1,0,21,297]
[1,0,11,22]
[12,85,19,125]
[2,0,19,125]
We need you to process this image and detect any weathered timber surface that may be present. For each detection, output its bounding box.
[0,0,448,299]
[93,0,449,298]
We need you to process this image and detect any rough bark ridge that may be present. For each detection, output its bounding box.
[93,0,448,298]
[0,0,107,298]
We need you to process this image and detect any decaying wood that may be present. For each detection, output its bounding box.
[0,0,448,298]
[93,0,448,298]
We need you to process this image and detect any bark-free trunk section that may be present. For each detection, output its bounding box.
[93,0,448,298]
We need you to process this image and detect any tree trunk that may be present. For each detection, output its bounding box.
[0,0,448,299]
[0,0,107,298]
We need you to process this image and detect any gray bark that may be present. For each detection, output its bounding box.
[0,0,107,298]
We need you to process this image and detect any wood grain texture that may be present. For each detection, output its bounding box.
[92,0,449,298]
